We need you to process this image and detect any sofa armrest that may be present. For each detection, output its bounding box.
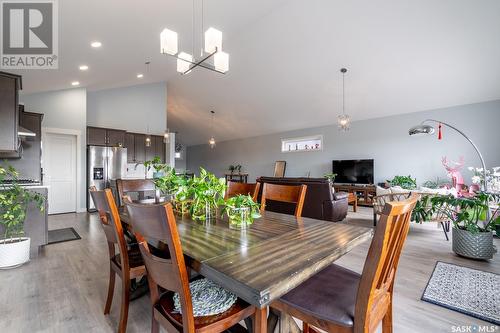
[323,198,348,222]
[333,191,348,201]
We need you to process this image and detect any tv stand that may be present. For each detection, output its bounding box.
[333,183,376,207]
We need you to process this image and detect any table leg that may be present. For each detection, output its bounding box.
[254,307,267,333]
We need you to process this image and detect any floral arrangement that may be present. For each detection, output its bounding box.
[468,166,500,193]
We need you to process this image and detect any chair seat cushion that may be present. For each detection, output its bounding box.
[279,264,360,327]
[112,247,144,268]
[156,285,251,330]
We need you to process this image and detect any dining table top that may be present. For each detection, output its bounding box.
[119,206,373,308]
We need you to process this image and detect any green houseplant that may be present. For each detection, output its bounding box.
[324,173,337,183]
[222,194,261,228]
[189,168,226,221]
[429,192,500,259]
[0,165,45,269]
[387,175,417,190]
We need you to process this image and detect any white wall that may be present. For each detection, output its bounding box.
[20,88,87,211]
[87,82,167,135]
[187,100,500,186]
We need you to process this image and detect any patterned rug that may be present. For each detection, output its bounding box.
[422,261,500,325]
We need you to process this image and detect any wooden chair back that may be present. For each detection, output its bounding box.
[354,194,419,333]
[125,201,195,332]
[225,181,260,201]
[89,187,129,270]
[273,161,286,177]
[116,179,155,207]
[261,183,307,217]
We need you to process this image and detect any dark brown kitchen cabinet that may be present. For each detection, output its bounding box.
[133,134,146,163]
[106,129,126,146]
[125,133,135,163]
[0,72,21,152]
[87,127,107,146]
[154,136,166,162]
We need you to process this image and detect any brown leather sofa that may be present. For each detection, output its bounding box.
[256,177,348,222]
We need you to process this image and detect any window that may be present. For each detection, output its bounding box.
[281,135,323,153]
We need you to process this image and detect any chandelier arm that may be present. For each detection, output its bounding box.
[182,48,219,74]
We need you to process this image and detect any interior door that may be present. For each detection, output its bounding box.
[43,133,77,214]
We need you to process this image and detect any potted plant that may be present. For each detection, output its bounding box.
[228,165,236,175]
[170,173,193,217]
[0,165,45,269]
[190,168,226,221]
[235,165,242,174]
[324,173,337,183]
[429,192,500,260]
[387,175,417,190]
[222,194,261,229]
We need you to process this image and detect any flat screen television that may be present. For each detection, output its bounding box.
[332,159,374,184]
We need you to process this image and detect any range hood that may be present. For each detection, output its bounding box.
[18,125,36,137]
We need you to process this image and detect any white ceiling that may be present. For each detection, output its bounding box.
[12,0,500,146]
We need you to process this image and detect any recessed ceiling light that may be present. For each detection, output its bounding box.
[71,81,80,86]
[90,41,102,48]
[79,65,89,71]
[137,73,144,78]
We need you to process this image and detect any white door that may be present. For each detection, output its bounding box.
[43,133,77,214]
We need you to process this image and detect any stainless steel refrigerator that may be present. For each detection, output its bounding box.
[87,146,127,211]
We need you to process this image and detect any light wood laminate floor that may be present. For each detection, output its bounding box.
[0,208,499,333]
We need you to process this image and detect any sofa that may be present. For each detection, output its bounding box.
[256,177,348,222]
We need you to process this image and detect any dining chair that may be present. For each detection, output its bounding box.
[270,194,419,333]
[273,161,287,177]
[225,181,260,201]
[116,179,156,207]
[89,187,147,333]
[260,183,307,217]
[125,201,256,333]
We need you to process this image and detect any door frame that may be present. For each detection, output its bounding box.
[42,127,83,213]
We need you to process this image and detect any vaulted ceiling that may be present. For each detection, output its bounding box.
[13,0,500,146]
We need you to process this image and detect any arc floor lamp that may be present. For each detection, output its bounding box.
[408,119,488,191]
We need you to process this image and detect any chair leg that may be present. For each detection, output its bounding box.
[441,222,449,241]
[382,301,393,333]
[118,277,131,333]
[303,322,310,333]
[151,312,159,333]
[104,266,116,315]
[373,213,377,227]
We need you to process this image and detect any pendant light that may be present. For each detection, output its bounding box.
[337,68,351,131]
[145,125,152,147]
[208,110,216,149]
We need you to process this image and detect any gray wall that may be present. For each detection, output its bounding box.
[187,100,500,185]
[87,82,167,135]
[20,88,87,210]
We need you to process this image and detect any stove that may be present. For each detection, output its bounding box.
[1,178,41,186]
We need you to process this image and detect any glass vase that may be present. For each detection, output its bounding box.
[228,207,252,229]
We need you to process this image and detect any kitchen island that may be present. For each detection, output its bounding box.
[0,186,48,258]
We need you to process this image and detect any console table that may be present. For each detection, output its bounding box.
[224,173,249,183]
[333,184,376,207]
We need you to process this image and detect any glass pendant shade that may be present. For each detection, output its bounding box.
[337,114,351,131]
[209,136,216,149]
[204,27,222,53]
[145,135,152,147]
[160,28,178,55]
[163,131,170,143]
[214,51,229,73]
[177,52,193,73]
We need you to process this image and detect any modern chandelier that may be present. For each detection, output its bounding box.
[160,0,229,75]
[337,68,351,131]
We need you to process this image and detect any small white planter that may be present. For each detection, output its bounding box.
[0,237,30,269]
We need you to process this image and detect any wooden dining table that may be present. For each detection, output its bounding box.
[119,204,373,333]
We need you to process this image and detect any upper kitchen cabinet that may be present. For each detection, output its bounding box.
[87,126,126,147]
[0,72,21,152]
[154,136,166,162]
[87,127,107,146]
[106,129,126,147]
[133,134,146,163]
[125,133,135,163]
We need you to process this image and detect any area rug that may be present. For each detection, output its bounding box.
[48,227,81,245]
[421,261,500,325]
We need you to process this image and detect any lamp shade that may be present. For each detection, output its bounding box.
[408,124,435,136]
[160,28,178,55]
[177,52,193,73]
[214,51,229,73]
[209,136,216,149]
[205,27,222,53]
